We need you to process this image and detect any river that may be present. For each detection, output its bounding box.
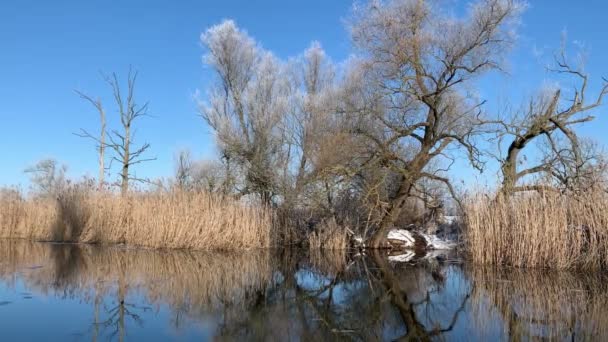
[0,241,605,341]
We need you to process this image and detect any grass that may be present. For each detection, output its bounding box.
[0,188,273,250]
[464,189,608,269]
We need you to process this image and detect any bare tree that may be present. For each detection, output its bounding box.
[173,149,226,193]
[75,89,106,190]
[281,42,339,208]
[191,160,226,193]
[200,20,289,205]
[24,159,68,197]
[344,0,524,247]
[107,69,155,195]
[174,149,194,191]
[539,136,608,193]
[492,49,608,195]
[76,69,155,196]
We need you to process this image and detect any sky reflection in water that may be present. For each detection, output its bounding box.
[0,241,606,341]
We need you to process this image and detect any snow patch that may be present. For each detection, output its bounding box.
[387,229,456,250]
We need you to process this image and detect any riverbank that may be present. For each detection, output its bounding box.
[3,187,608,270]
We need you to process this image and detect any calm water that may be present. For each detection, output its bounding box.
[0,241,606,341]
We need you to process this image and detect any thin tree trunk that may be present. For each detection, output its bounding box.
[121,125,130,196]
[99,108,106,190]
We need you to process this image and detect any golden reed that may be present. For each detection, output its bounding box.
[0,190,272,250]
[464,189,608,269]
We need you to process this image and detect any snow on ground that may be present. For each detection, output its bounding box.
[387,229,456,250]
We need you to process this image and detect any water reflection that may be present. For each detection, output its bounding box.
[469,267,608,341]
[0,241,606,341]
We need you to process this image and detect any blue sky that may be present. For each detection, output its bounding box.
[1,0,607,187]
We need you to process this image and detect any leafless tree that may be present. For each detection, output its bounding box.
[191,160,226,193]
[280,42,342,208]
[173,149,227,193]
[174,149,194,191]
[75,89,106,190]
[200,20,290,205]
[107,69,155,195]
[76,69,155,196]
[24,159,68,197]
[539,137,608,193]
[343,0,524,247]
[490,48,608,195]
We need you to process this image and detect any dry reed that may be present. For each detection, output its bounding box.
[307,218,350,250]
[0,189,272,250]
[464,189,608,269]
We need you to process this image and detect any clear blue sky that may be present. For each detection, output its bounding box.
[1,0,607,187]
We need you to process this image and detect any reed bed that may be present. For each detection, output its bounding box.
[307,218,350,250]
[464,190,608,269]
[0,189,272,250]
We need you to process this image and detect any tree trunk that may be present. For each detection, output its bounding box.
[121,125,130,196]
[99,108,106,190]
[370,249,431,341]
[369,178,415,248]
[501,142,521,196]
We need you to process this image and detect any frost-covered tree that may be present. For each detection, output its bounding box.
[200,20,290,204]
[24,159,68,197]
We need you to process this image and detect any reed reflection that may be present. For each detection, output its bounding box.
[0,241,607,341]
[469,267,608,340]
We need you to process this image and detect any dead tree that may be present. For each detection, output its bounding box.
[75,90,106,190]
[107,70,155,195]
[76,69,155,196]
[494,52,608,195]
[345,0,523,247]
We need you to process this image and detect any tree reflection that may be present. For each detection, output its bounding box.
[91,254,152,342]
[1,241,607,341]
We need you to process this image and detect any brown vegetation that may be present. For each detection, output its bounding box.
[464,189,608,269]
[0,188,272,250]
[307,218,350,250]
[2,0,608,270]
